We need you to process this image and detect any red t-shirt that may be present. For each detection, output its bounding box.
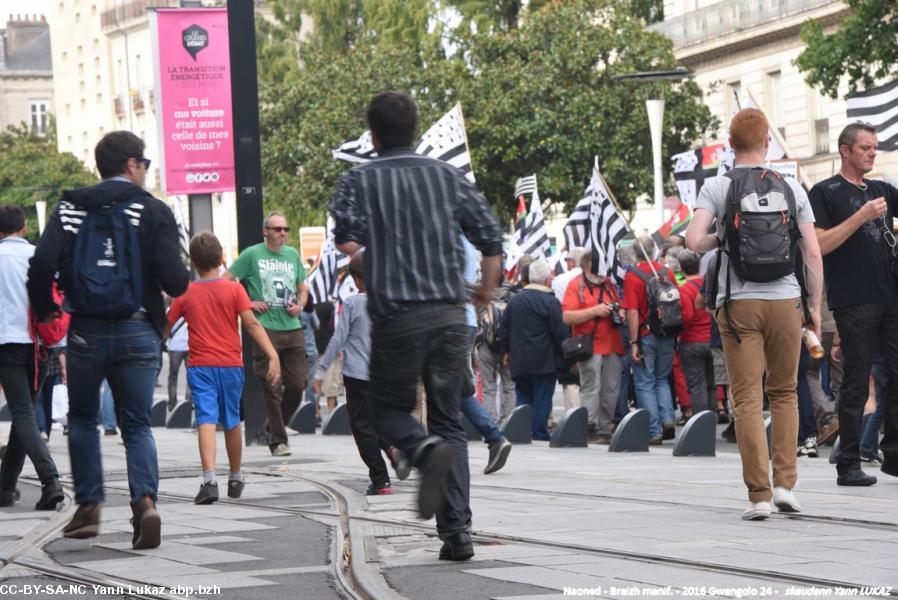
[678,276,711,344]
[167,279,253,367]
[561,275,624,356]
[622,261,680,338]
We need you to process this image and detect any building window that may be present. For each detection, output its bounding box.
[30,101,49,135]
[766,70,785,139]
[815,119,830,155]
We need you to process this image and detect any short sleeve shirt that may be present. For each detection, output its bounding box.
[809,175,898,310]
[227,243,306,331]
[561,275,624,356]
[168,279,253,367]
[695,168,815,306]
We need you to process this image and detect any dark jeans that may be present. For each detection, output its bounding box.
[167,350,190,407]
[0,343,59,490]
[343,376,390,486]
[862,356,886,455]
[368,303,471,538]
[67,318,161,505]
[515,373,556,441]
[35,373,57,437]
[833,304,898,475]
[797,345,816,442]
[679,342,715,414]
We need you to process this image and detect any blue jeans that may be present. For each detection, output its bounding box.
[99,380,117,432]
[305,354,318,406]
[633,334,676,437]
[67,318,160,506]
[861,355,886,455]
[461,395,502,445]
[797,345,816,441]
[515,373,556,441]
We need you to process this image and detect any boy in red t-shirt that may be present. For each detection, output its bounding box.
[165,232,281,504]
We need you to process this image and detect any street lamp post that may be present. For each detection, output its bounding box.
[613,68,690,228]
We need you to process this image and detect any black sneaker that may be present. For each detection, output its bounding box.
[836,470,877,487]
[860,452,883,464]
[439,532,474,561]
[0,487,21,507]
[414,437,454,520]
[387,446,411,481]
[722,422,737,443]
[227,479,245,499]
[484,437,512,475]
[194,481,219,504]
[366,482,394,496]
[662,421,676,440]
[35,478,64,510]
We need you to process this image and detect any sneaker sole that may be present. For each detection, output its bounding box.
[133,510,161,549]
[741,511,771,521]
[439,546,475,561]
[774,501,800,513]
[194,495,218,505]
[63,525,99,539]
[418,444,455,520]
[484,443,512,475]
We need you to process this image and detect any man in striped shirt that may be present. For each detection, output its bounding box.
[330,91,503,561]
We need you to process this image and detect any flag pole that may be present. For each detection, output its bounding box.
[746,88,814,190]
[593,158,631,232]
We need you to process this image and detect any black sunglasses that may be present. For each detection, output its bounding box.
[266,226,290,233]
[135,157,151,169]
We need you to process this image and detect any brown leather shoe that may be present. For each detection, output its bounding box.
[63,504,100,539]
[817,418,839,446]
[131,495,161,549]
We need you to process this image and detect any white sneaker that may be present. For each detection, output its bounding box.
[285,426,299,436]
[773,486,801,513]
[271,443,291,457]
[741,501,772,520]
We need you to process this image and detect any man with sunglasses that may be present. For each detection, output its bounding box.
[29,131,189,548]
[810,122,898,486]
[225,212,308,456]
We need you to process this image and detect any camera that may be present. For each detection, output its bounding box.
[609,302,623,328]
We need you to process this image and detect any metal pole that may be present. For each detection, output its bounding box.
[227,0,266,446]
[646,99,665,227]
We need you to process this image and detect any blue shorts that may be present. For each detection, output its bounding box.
[186,366,244,430]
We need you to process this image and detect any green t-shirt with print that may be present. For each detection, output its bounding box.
[228,243,306,331]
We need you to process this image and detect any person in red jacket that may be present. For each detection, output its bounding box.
[677,250,715,415]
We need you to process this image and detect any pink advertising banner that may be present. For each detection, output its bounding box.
[152,8,234,195]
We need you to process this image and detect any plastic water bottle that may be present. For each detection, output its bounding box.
[802,328,825,359]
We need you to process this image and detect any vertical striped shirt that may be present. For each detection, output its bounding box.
[330,147,503,318]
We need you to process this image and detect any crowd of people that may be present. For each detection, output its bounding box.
[0,96,895,563]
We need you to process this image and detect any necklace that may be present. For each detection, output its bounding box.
[840,174,867,191]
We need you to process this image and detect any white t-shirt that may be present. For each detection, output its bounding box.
[695,168,815,305]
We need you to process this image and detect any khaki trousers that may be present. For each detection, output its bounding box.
[253,327,307,449]
[718,299,801,503]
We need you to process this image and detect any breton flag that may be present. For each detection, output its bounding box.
[172,196,190,260]
[331,130,378,163]
[332,104,475,181]
[564,158,630,282]
[847,78,898,151]
[308,219,351,304]
[512,175,550,259]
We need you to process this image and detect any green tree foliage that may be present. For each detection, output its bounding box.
[256,0,712,229]
[795,0,898,98]
[0,124,97,241]
[460,0,711,216]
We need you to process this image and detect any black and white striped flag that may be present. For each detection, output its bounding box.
[847,78,898,151]
[332,104,475,181]
[308,220,351,304]
[564,159,630,282]
[172,196,190,260]
[513,175,550,259]
[331,130,378,163]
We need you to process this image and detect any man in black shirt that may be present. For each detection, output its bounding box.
[810,122,898,486]
[330,91,503,561]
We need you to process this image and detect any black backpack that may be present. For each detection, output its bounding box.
[632,266,682,338]
[719,167,800,285]
[479,299,507,353]
[67,198,143,317]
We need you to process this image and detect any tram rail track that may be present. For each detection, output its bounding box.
[7,461,896,599]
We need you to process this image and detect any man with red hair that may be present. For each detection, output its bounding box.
[686,108,823,520]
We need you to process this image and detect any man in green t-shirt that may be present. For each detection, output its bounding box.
[225,212,308,456]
